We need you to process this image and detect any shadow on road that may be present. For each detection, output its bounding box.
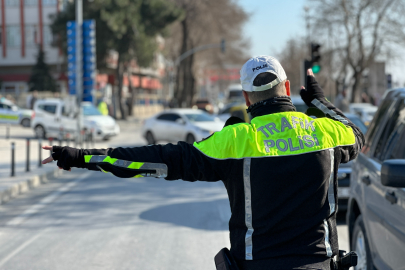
[139,199,231,231]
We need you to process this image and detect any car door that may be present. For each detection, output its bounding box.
[354,97,396,268]
[61,105,77,138]
[374,99,405,269]
[37,103,59,137]
[168,113,186,142]
[361,97,405,268]
[153,113,172,141]
[0,103,20,125]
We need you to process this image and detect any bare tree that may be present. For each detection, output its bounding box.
[311,0,405,102]
[165,0,249,107]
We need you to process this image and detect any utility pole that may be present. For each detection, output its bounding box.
[76,0,83,144]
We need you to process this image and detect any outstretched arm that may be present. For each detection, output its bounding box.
[42,142,226,182]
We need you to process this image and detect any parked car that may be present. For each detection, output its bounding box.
[32,99,119,140]
[142,109,224,144]
[0,98,34,127]
[347,88,405,270]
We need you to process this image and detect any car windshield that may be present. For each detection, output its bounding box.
[185,113,215,122]
[83,105,102,116]
[347,115,368,135]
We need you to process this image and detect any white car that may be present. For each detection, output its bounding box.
[32,99,120,140]
[82,102,120,140]
[142,109,225,144]
[0,98,34,127]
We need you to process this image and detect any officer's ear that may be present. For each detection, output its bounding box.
[285,80,291,96]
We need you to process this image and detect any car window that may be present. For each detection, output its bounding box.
[82,105,101,116]
[381,101,405,160]
[156,113,180,122]
[185,113,215,122]
[0,104,11,110]
[38,104,57,114]
[61,106,70,117]
[363,98,394,154]
[374,100,405,161]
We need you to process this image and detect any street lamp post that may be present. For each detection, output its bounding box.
[75,0,83,144]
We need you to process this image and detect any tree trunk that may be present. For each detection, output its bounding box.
[175,18,189,107]
[127,69,136,116]
[350,71,362,103]
[116,56,127,120]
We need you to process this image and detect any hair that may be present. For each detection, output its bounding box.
[246,72,286,104]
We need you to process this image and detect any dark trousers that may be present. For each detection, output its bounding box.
[236,255,331,270]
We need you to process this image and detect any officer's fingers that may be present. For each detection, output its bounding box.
[42,145,53,151]
[307,69,314,76]
[301,86,305,90]
[42,155,54,164]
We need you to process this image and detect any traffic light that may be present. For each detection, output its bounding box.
[311,43,321,74]
[221,39,226,53]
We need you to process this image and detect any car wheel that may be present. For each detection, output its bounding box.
[21,118,30,127]
[146,131,156,145]
[34,125,46,139]
[352,215,373,270]
[186,133,195,144]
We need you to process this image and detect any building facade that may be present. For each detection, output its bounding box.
[0,0,64,97]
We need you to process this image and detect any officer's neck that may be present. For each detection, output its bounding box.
[247,96,296,118]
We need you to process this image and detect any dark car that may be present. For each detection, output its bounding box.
[336,113,368,212]
[347,88,405,270]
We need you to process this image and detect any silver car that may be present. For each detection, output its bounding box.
[141,109,225,144]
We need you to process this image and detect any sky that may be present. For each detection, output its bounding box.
[237,0,307,57]
[237,0,405,86]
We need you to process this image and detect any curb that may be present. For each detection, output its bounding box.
[0,168,64,205]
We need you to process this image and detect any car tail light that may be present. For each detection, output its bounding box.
[31,111,35,119]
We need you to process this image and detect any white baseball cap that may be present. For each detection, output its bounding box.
[240,55,287,92]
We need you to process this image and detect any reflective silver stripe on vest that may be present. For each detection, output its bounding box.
[323,219,333,257]
[311,99,348,125]
[328,149,335,215]
[88,155,168,178]
[243,158,254,260]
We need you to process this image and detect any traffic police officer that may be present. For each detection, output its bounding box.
[43,56,364,270]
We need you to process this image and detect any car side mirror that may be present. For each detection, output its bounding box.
[381,160,405,187]
[175,118,185,125]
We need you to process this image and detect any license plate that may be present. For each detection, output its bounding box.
[338,187,350,198]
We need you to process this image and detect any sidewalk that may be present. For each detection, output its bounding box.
[0,130,121,205]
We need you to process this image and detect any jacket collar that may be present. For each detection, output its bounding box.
[247,96,297,118]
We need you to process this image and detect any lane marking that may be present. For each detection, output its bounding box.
[5,171,92,227]
[0,229,48,268]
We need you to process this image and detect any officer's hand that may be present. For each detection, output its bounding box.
[42,145,84,171]
[299,68,326,107]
